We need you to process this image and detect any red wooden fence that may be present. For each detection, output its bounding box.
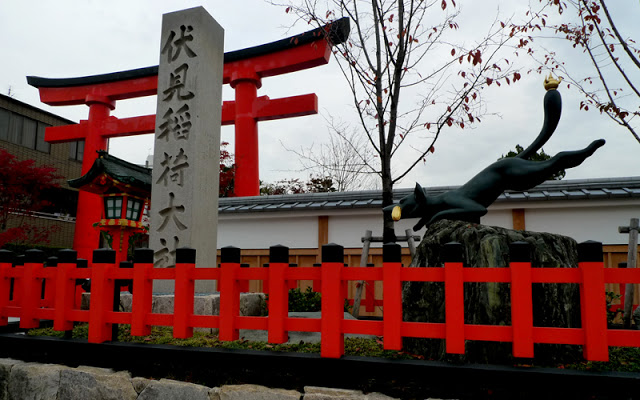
[0,240,639,360]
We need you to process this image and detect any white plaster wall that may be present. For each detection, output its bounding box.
[218,215,318,249]
[481,209,513,229]
[327,211,425,248]
[524,204,638,244]
[216,199,638,249]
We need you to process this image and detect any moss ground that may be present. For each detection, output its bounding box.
[26,324,640,372]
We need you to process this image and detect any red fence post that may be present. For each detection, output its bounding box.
[0,250,15,326]
[578,240,609,361]
[174,247,196,339]
[239,264,250,293]
[111,261,133,341]
[268,245,289,343]
[74,258,91,308]
[365,263,376,313]
[444,242,465,354]
[219,246,241,341]
[20,250,46,329]
[43,256,58,308]
[88,249,116,343]
[321,243,345,358]
[54,250,78,332]
[510,241,534,358]
[313,263,321,293]
[131,249,154,337]
[383,242,403,351]
[74,259,88,309]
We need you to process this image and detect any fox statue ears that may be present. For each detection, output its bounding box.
[414,183,428,206]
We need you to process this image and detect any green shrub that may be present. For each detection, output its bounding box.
[288,287,322,312]
[261,287,351,314]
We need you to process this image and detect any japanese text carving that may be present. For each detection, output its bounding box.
[161,25,197,63]
[157,192,188,232]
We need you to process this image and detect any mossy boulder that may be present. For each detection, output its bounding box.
[402,219,582,364]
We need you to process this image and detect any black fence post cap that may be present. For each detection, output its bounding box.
[57,249,77,263]
[93,248,116,264]
[77,259,88,269]
[442,242,464,263]
[119,261,133,269]
[383,242,402,263]
[578,240,603,262]
[176,247,196,264]
[322,243,344,263]
[25,249,46,264]
[221,246,241,263]
[510,241,531,262]
[0,249,14,264]
[46,256,58,267]
[134,248,154,264]
[270,245,289,263]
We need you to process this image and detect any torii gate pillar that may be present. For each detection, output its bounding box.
[76,96,115,260]
[231,74,261,196]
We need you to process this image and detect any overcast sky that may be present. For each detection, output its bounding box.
[1,1,638,189]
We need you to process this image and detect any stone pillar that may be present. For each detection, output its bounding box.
[150,7,224,293]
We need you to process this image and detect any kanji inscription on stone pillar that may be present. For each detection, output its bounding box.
[150,7,223,293]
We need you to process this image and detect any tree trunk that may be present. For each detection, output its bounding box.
[381,166,396,243]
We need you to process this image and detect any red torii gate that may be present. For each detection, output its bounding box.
[27,18,349,262]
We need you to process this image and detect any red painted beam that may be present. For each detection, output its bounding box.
[255,94,318,122]
[36,39,329,107]
[48,93,315,142]
[223,39,332,84]
[45,123,88,143]
[221,94,318,125]
[101,115,156,138]
[45,114,156,143]
[37,75,159,106]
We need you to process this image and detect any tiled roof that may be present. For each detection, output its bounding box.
[68,151,152,192]
[219,176,640,214]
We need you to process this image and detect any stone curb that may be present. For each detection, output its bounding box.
[0,358,423,400]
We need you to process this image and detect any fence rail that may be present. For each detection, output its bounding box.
[0,240,639,360]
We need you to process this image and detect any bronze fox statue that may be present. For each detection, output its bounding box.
[384,78,605,231]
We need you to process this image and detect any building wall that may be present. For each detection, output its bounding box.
[4,213,75,248]
[0,95,82,249]
[218,214,319,249]
[481,209,513,229]
[0,95,82,190]
[219,197,638,251]
[517,202,638,244]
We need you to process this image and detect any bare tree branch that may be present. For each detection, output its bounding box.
[513,0,640,143]
[271,0,527,240]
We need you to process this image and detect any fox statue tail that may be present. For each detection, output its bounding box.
[516,88,562,160]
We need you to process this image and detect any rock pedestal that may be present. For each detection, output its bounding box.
[402,219,582,364]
